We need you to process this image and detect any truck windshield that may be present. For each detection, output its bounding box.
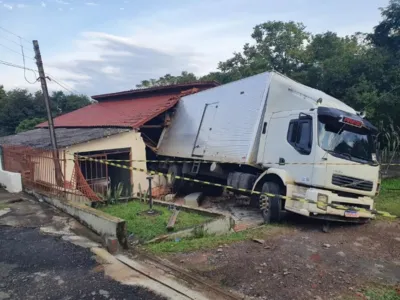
[318,117,374,163]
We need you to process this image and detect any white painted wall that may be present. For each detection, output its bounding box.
[0,155,22,193]
[63,130,165,195]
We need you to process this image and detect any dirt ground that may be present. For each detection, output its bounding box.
[168,217,400,300]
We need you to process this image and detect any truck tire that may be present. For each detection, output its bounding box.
[168,164,184,194]
[260,181,282,223]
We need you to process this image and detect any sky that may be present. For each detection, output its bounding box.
[0,0,389,96]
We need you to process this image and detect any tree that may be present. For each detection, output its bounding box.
[0,89,37,136]
[50,91,91,114]
[0,87,91,136]
[136,71,198,88]
[15,118,46,133]
[368,0,400,54]
[218,21,310,76]
[293,32,366,99]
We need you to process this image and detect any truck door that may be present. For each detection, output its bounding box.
[192,103,218,157]
[263,111,316,185]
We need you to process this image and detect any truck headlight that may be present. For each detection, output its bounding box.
[317,194,328,210]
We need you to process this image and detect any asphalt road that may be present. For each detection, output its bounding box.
[0,226,165,300]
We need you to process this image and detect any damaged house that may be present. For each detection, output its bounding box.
[0,82,217,203]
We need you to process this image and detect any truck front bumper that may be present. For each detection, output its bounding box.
[285,185,375,220]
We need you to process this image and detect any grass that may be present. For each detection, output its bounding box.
[375,178,400,217]
[99,201,212,241]
[348,285,400,300]
[144,224,288,254]
[0,203,9,210]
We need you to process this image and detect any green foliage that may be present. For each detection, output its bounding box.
[377,121,400,165]
[375,178,400,217]
[15,118,46,133]
[99,201,212,241]
[358,285,400,300]
[0,89,91,137]
[218,21,310,76]
[97,188,113,204]
[135,1,400,142]
[369,0,400,54]
[98,182,125,205]
[136,71,198,88]
[0,203,9,210]
[145,225,286,254]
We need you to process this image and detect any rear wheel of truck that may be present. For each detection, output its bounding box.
[168,164,184,194]
[260,181,282,223]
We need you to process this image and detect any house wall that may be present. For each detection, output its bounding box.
[63,130,165,195]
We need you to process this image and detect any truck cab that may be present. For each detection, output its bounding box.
[260,105,379,221]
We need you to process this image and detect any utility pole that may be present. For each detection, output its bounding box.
[33,40,63,186]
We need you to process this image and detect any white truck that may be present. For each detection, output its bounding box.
[156,71,380,223]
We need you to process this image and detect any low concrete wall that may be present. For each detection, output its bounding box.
[0,170,22,193]
[28,190,127,248]
[146,200,235,243]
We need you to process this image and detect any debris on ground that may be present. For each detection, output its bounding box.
[166,208,180,231]
[169,219,400,300]
[253,239,265,244]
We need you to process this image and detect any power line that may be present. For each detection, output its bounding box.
[0,33,35,55]
[0,25,31,46]
[0,25,84,95]
[47,73,82,94]
[364,85,400,109]
[0,59,37,72]
[0,59,38,83]
[0,43,35,60]
[47,76,81,95]
[0,60,82,95]
[19,38,37,84]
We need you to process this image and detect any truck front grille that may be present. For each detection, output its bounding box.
[331,174,373,192]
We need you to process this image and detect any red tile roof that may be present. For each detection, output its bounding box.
[37,94,180,129]
[38,81,218,129]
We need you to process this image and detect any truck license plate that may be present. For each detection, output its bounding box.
[344,210,359,218]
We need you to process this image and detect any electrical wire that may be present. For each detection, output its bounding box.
[0,25,83,95]
[0,59,36,72]
[0,60,81,94]
[0,43,35,60]
[364,85,400,109]
[0,60,82,96]
[47,73,81,94]
[0,33,35,55]
[19,37,38,84]
[0,59,38,84]
[47,76,81,95]
[0,25,31,46]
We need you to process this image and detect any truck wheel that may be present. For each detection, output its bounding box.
[260,182,282,223]
[168,164,184,194]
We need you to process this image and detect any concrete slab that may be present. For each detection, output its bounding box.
[92,248,192,300]
[28,190,127,248]
[0,191,103,245]
[202,195,265,231]
[0,208,11,217]
[184,192,203,208]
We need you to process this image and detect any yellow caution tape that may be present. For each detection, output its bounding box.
[70,157,399,166]
[74,155,396,219]
[64,148,398,166]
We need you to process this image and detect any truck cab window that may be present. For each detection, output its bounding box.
[287,118,312,155]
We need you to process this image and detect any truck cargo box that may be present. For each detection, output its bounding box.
[157,72,272,164]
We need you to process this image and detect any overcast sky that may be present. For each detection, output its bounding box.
[0,0,388,96]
